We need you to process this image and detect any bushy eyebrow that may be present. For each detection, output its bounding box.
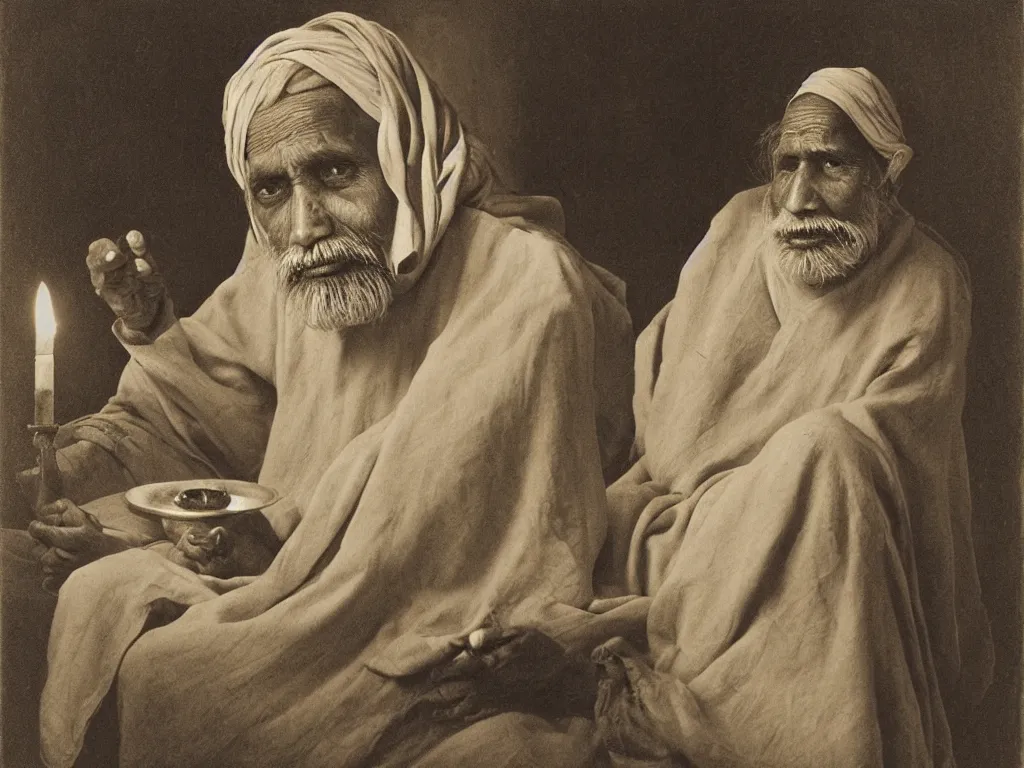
[773,142,864,165]
[248,148,365,186]
[247,168,287,192]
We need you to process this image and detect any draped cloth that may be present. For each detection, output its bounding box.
[223,11,504,293]
[40,15,634,765]
[41,205,634,767]
[592,187,993,767]
[789,66,913,183]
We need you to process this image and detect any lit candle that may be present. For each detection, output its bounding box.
[34,282,56,425]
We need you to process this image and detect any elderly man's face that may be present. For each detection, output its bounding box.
[246,87,398,330]
[767,94,891,287]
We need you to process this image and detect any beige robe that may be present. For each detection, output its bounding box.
[41,205,633,768]
[593,186,993,768]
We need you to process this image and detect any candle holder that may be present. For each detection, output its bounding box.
[27,423,63,515]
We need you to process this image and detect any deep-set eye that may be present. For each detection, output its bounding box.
[774,155,799,174]
[253,180,287,203]
[320,162,357,185]
[822,157,845,171]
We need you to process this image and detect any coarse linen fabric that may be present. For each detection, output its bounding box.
[789,66,913,183]
[223,11,501,294]
[40,201,634,767]
[38,15,633,762]
[592,186,993,768]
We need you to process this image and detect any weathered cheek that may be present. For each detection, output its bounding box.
[372,182,399,239]
[252,204,291,249]
[768,177,788,214]
[325,180,397,235]
[823,176,866,218]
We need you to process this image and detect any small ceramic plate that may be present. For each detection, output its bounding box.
[125,479,280,520]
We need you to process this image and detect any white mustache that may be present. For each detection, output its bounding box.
[772,214,859,247]
[276,230,387,285]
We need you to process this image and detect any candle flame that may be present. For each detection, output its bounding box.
[35,282,56,353]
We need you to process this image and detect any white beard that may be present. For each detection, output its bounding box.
[274,230,395,330]
[766,192,884,288]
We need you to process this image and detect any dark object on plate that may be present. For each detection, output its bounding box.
[125,479,282,578]
[174,487,232,511]
[125,479,279,521]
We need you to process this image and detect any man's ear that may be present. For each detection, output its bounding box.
[876,176,901,212]
[885,177,901,200]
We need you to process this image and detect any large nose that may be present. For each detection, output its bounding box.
[289,184,332,248]
[782,162,822,215]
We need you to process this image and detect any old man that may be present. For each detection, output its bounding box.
[15,12,634,768]
[590,67,994,767]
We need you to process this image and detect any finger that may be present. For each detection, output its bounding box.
[126,229,147,257]
[169,550,203,573]
[38,499,69,520]
[30,538,49,559]
[430,650,484,683]
[421,678,475,707]
[119,233,152,277]
[34,511,64,526]
[125,229,160,275]
[468,626,505,651]
[133,258,153,278]
[42,560,75,579]
[207,526,231,556]
[87,238,129,275]
[27,520,49,544]
[177,537,211,563]
[41,547,73,568]
[58,503,101,530]
[88,255,133,297]
[42,565,74,593]
[28,521,87,551]
[479,631,559,673]
[40,547,72,566]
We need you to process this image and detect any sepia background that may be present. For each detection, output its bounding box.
[1,0,1020,765]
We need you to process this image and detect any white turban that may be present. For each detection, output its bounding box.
[789,67,913,184]
[223,12,498,292]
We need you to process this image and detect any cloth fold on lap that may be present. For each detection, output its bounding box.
[411,713,609,768]
[41,550,219,768]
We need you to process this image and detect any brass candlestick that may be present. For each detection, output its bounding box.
[27,423,63,514]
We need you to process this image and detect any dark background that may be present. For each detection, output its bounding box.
[1,0,1020,765]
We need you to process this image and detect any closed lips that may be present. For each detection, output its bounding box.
[298,260,349,279]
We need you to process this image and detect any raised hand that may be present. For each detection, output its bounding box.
[86,230,167,332]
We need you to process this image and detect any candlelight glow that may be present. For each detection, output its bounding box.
[35,282,56,353]
[34,281,56,424]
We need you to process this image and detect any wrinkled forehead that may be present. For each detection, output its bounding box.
[777,94,877,159]
[245,85,379,168]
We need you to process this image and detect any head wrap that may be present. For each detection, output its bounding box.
[789,67,913,184]
[223,12,499,292]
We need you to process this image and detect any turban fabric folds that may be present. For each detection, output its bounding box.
[223,12,497,292]
[790,67,913,184]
